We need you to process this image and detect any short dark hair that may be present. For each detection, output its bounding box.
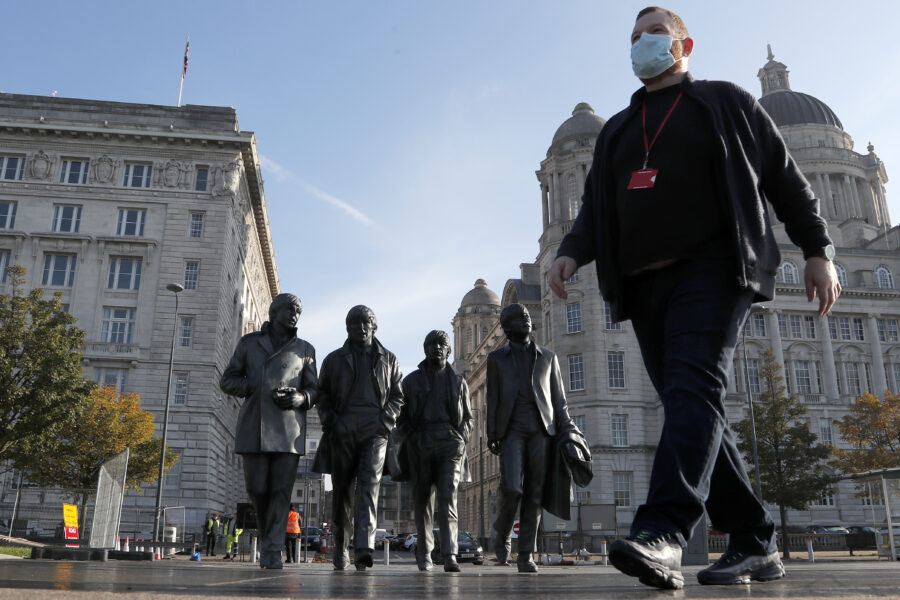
[346,305,377,328]
[499,303,529,330]
[269,293,302,322]
[424,330,451,349]
[636,6,688,38]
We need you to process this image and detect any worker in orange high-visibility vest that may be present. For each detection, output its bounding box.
[285,504,301,563]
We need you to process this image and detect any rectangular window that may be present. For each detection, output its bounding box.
[828,316,838,340]
[0,250,10,283]
[604,301,622,330]
[613,472,633,507]
[815,492,835,506]
[887,320,899,343]
[794,361,812,394]
[94,367,128,393]
[107,257,142,290]
[116,208,146,236]
[611,414,629,447]
[815,361,823,395]
[819,418,834,446]
[51,204,82,233]
[122,163,152,188]
[608,351,626,389]
[173,372,189,405]
[568,354,585,391]
[753,313,766,337]
[0,201,17,229]
[189,213,204,238]
[566,270,579,284]
[804,315,817,339]
[845,362,861,395]
[852,317,865,341]
[59,159,89,184]
[778,314,789,339]
[101,307,136,343]
[747,358,761,393]
[572,415,586,435]
[893,364,900,393]
[566,303,582,334]
[183,261,199,290]
[790,314,803,339]
[41,254,77,287]
[0,156,24,180]
[178,317,193,348]
[194,167,209,191]
[839,317,852,341]
[164,450,183,488]
[835,362,844,394]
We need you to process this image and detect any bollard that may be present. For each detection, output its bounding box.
[807,537,815,562]
[295,538,301,564]
[123,537,130,552]
[600,541,608,566]
[384,541,389,565]
[250,537,258,564]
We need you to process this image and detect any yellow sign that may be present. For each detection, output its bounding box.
[63,503,79,528]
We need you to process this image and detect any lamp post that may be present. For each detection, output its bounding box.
[740,323,764,501]
[153,282,184,543]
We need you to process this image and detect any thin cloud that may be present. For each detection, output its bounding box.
[259,153,376,228]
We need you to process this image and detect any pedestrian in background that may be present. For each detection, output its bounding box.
[205,512,220,556]
[285,504,301,563]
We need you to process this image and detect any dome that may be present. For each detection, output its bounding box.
[551,103,605,149]
[759,90,843,131]
[460,279,500,308]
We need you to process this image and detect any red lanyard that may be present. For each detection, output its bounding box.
[641,91,683,169]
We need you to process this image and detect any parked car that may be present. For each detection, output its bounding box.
[846,525,877,553]
[804,524,849,535]
[389,533,411,550]
[404,533,417,551]
[374,528,388,549]
[428,530,485,566]
[300,526,324,552]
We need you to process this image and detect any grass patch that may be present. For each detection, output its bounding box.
[0,545,31,558]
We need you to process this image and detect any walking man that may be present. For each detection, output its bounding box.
[549,6,840,590]
[397,330,473,572]
[285,504,301,563]
[313,305,404,571]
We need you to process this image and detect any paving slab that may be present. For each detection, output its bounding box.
[0,554,897,599]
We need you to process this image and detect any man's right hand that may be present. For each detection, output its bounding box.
[488,440,501,455]
[549,256,577,299]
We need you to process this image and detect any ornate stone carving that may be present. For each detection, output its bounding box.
[215,158,243,197]
[30,150,52,180]
[92,155,117,183]
[163,160,183,187]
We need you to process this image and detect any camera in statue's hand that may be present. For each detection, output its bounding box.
[272,386,305,410]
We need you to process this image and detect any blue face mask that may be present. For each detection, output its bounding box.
[631,32,681,79]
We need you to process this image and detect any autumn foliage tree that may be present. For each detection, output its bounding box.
[831,391,900,474]
[24,386,179,521]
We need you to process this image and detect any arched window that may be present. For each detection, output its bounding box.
[876,265,894,289]
[567,173,579,219]
[834,263,848,288]
[779,261,799,284]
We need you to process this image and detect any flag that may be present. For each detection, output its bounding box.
[182,39,190,79]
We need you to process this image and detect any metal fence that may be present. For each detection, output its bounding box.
[0,486,96,541]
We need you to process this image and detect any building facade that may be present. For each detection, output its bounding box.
[0,92,285,534]
[455,52,899,541]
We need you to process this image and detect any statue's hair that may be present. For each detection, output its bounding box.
[346,305,377,328]
[499,303,530,330]
[269,293,302,321]
[424,329,451,349]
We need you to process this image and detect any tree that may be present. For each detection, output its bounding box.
[733,350,837,559]
[0,265,92,471]
[23,385,180,522]
[831,391,900,474]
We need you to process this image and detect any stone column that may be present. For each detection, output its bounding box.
[815,173,828,216]
[817,315,839,402]
[767,309,786,380]
[541,185,550,229]
[866,314,888,397]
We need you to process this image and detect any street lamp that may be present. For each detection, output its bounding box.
[153,282,184,543]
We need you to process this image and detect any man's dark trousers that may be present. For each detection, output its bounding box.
[329,412,388,558]
[206,531,217,556]
[493,420,549,559]
[242,453,301,556]
[410,426,465,561]
[626,257,776,555]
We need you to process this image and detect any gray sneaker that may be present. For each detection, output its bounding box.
[697,550,785,585]
[609,530,683,590]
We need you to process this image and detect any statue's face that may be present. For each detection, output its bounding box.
[502,308,532,342]
[273,303,301,329]
[347,314,376,346]
[424,337,451,368]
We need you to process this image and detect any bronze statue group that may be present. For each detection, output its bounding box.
[221,5,845,589]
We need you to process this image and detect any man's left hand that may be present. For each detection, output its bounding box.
[273,387,306,410]
[804,257,841,316]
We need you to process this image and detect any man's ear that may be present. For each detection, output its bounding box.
[681,37,694,57]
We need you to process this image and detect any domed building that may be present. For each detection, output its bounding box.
[451,279,501,376]
[455,52,900,547]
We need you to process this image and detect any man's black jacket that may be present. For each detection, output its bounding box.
[557,73,833,321]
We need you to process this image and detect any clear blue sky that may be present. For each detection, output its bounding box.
[3,0,898,374]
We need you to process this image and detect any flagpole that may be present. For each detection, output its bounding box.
[177,37,189,107]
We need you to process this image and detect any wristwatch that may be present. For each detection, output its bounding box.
[807,244,835,261]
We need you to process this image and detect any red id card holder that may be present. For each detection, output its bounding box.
[627,168,658,190]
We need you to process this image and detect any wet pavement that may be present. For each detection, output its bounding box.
[0,553,898,599]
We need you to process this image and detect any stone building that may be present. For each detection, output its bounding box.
[455,51,899,542]
[0,92,289,534]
